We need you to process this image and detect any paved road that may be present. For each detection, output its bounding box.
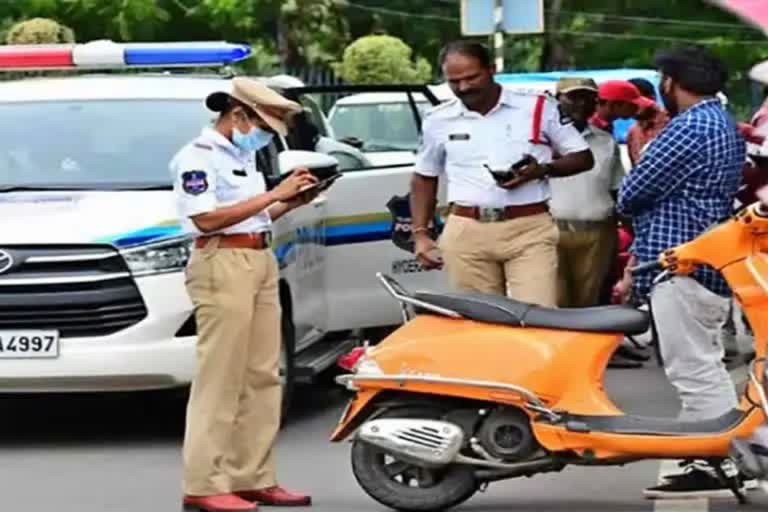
[0,363,766,512]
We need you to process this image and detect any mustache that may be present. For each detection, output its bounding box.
[457,88,483,98]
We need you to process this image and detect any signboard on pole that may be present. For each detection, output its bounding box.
[460,0,545,36]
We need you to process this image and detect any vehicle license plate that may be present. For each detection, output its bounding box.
[0,330,59,359]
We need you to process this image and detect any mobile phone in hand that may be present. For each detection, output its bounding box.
[298,172,342,193]
[511,154,534,169]
[485,164,516,183]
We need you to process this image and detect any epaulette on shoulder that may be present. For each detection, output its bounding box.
[193,142,214,151]
[503,86,552,97]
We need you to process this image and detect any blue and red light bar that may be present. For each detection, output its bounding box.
[0,40,251,71]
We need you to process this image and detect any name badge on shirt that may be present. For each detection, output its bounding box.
[449,133,471,141]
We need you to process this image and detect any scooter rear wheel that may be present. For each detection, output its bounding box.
[350,405,478,512]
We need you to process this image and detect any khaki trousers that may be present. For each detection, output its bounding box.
[438,212,559,307]
[555,219,617,308]
[182,239,281,496]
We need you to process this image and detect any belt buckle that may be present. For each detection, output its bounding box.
[557,220,577,232]
[478,207,504,222]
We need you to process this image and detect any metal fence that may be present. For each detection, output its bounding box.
[280,65,344,87]
[280,65,352,112]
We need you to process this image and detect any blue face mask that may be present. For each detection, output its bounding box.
[233,125,274,152]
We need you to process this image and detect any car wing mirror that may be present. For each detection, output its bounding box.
[278,149,340,181]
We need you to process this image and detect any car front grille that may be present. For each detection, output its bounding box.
[0,245,147,338]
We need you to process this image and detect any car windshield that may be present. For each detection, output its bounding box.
[0,99,214,190]
[328,102,426,152]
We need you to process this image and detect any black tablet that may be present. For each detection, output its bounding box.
[298,172,342,193]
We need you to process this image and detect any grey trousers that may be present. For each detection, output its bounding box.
[650,276,739,422]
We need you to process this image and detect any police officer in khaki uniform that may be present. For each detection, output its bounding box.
[411,41,594,306]
[171,77,317,512]
[550,77,625,308]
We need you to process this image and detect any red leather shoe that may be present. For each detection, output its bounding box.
[235,486,311,506]
[183,493,258,511]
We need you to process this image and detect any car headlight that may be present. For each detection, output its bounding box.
[120,236,194,277]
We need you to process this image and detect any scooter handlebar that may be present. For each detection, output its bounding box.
[629,260,662,275]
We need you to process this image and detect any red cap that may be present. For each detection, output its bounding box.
[598,80,655,110]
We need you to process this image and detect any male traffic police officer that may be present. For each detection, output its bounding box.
[171,77,317,512]
[411,41,594,306]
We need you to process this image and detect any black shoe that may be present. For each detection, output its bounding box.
[644,467,745,499]
[607,353,643,369]
[616,345,650,362]
[660,460,759,492]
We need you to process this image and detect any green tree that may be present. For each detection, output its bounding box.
[186,0,349,69]
[342,0,461,80]
[278,0,350,67]
[62,0,169,41]
[335,34,431,84]
[538,0,768,118]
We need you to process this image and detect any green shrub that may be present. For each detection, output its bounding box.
[5,18,76,45]
[334,34,431,84]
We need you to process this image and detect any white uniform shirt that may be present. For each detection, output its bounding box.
[169,126,271,236]
[414,88,589,207]
[548,125,625,221]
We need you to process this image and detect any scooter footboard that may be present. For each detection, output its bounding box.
[531,406,765,460]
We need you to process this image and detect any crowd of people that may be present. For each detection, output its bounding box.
[410,40,764,499]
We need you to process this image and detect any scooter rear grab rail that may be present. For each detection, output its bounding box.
[376,272,462,320]
[336,372,562,422]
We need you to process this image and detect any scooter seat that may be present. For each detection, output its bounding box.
[413,291,650,335]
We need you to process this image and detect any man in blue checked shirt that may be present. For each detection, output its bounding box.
[617,46,748,500]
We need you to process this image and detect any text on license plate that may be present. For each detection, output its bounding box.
[0,331,59,359]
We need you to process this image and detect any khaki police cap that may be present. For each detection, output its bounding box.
[556,77,598,94]
[206,76,302,136]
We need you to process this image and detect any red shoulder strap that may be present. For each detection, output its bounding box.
[530,95,546,145]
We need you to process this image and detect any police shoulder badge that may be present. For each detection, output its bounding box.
[181,170,208,195]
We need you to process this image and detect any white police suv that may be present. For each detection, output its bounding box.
[0,41,449,407]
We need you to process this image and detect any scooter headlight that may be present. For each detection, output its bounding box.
[120,236,194,277]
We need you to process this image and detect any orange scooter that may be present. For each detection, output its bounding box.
[330,200,768,511]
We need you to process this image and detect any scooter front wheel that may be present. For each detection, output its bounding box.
[350,406,478,512]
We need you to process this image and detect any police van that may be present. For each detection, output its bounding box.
[0,41,449,411]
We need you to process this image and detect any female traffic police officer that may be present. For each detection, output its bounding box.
[171,77,318,512]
